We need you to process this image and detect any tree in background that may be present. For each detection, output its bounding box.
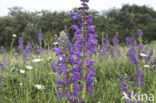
[0,4,156,48]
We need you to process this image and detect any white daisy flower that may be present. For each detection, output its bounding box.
[20,69,25,74]
[140,53,147,57]
[144,65,150,68]
[19,83,23,86]
[25,65,33,70]
[32,58,43,63]
[35,84,45,90]
[47,57,52,61]
[53,42,58,45]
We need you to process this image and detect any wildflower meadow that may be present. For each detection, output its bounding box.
[0,0,156,103]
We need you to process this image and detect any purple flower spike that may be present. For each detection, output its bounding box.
[0,64,4,73]
[38,32,43,41]
[18,37,24,53]
[111,34,120,60]
[0,49,6,56]
[126,37,129,45]
[137,29,143,37]
[120,74,132,98]
[54,0,97,102]
[135,68,144,88]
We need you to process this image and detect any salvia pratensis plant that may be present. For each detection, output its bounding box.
[18,37,32,62]
[18,37,24,54]
[54,28,74,101]
[122,29,154,103]
[0,48,8,67]
[97,33,109,62]
[120,74,131,98]
[0,48,6,57]
[149,58,156,72]
[37,32,43,54]
[71,0,97,102]
[22,42,32,61]
[110,34,120,61]
[102,37,109,56]
[0,48,7,85]
[54,0,97,102]
[0,63,5,84]
[38,32,43,41]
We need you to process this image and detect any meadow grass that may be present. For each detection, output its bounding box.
[0,41,156,103]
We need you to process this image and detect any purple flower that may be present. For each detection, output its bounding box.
[71,25,79,30]
[0,49,6,56]
[126,37,130,45]
[137,29,143,37]
[126,45,138,65]
[135,68,144,87]
[25,42,32,58]
[149,67,156,72]
[53,47,62,56]
[101,38,109,56]
[38,32,43,41]
[120,74,131,98]
[146,49,153,63]
[18,37,24,53]
[85,71,96,83]
[71,1,97,98]
[72,12,80,20]
[53,27,76,101]
[56,90,63,100]
[87,84,94,94]
[0,64,4,73]
[36,46,42,55]
[56,79,65,87]
[110,34,120,60]
[55,1,97,102]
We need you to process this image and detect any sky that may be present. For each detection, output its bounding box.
[0,0,156,16]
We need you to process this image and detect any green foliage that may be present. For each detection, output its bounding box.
[0,5,156,48]
[0,44,155,103]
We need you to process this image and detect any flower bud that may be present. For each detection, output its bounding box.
[13,34,17,38]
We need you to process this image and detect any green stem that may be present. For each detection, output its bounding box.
[11,38,15,50]
[82,5,87,99]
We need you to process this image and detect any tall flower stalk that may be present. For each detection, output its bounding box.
[38,32,43,48]
[54,0,97,102]
[71,0,97,102]
[54,29,75,102]
[37,32,43,54]
[124,29,151,103]
[11,34,17,49]
[110,34,120,61]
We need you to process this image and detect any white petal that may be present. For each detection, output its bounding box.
[35,84,45,90]
[144,65,150,68]
[32,58,43,63]
[19,83,23,86]
[25,65,33,70]
[20,69,25,73]
[140,53,147,57]
[12,34,17,38]
[59,57,62,60]
[53,42,58,45]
